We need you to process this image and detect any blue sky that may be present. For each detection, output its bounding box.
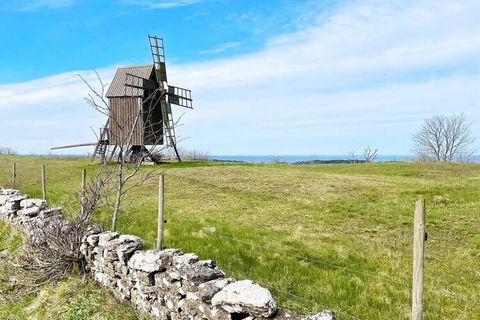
[0,0,331,83]
[0,0,479,155]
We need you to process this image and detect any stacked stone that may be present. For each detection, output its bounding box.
[80,230,281,319]
[0,188,63,234]
[0,189,335,320]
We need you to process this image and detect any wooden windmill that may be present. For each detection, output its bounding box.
[52,35,193,163]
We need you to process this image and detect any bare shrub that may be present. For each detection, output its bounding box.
[152,148,211,161]
[0,147,18,155]
[363,146,379,163]
[185,149,211,161]
[348,151,356,163]
[0,218,100,297]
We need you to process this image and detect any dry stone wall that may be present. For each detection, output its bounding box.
[0,188,336,320]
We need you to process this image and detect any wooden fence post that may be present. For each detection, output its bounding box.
[157,174,165,250]
[412,198,426,320]
[81,169,87,215]
[12,162,16,188]
[41,165,46,200]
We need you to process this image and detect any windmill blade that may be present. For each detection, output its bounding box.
[148,35,167,86]
[167,85,193,109]
[125,73,158,92]
[160,100,181,161]
[50,142,97,150]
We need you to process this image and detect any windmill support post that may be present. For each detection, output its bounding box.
[412,198,426,320]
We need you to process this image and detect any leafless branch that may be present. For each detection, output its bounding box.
[363,146,379,163]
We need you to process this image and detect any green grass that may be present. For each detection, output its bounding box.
[0,219,152,320]
[1,155,480,319]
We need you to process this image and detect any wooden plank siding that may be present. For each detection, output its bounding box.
[109,97,144,145]
[107,64,165,146]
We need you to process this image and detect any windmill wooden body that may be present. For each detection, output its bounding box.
[52,35,193,163]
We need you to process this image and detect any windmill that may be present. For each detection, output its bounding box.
[51,35,193,163]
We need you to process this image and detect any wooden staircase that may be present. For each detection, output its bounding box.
[91,120,110,162]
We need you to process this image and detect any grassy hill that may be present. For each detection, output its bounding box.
[1,156,479,319]
[0,219,151,320]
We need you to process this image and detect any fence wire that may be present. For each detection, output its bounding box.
[209,231,479,314]
[210,232,411,289]
[220,265,362,320]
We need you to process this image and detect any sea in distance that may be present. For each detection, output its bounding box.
[212,155,480,164]
[212,154,413,163]
[26,154,480,164]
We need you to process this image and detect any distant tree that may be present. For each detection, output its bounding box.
[348,151,356,163]
[363,146,379,163]
[412,113,475,162]
[0,147,18,155]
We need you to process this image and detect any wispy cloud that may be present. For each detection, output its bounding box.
[0,0,74,11]
[0,67,117,153]
[2,0,480,155]
[119,0,205,9]
[199,42,242,55]
[183,11,207,21]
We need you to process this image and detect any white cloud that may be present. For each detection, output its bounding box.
[183,11,207,21]
[0,0,74,11]
[173,1,480,90]
[0,68,117,154]
[119,0,205,9]
[199,42,242,55]
[1,0,480,155]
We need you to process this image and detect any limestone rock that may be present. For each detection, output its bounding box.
[39,207,62,219]
[274,309,302,319]
[302,310,336,320]
[20,199,46,209]
[85,234,100,246]
[128,250,169,273]
[103,234,143,262]
[212,280,276,317]
[0,189,19,196]
[17,206,40,217]
[129,249,182,273]
[198,278,234,303]
[5,196,27,211]
[177,261,225,285]
[98,231,119,246]
[173,253,198,267]
[0,195,9,206]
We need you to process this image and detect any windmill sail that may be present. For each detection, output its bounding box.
[148,35,168,86]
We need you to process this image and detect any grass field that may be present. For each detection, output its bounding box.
[1,155,479,319]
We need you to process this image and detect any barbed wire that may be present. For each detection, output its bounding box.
[212,232,479,311]
[220,265,362,320]
[210,232,411,289]
[425,287,479,306]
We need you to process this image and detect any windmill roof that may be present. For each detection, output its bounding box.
[106,64,155,98]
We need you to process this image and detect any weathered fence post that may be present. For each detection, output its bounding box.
[41,165,46,200]
[81,168,87,215]
[412,198,426,320]
[12,162,16,188]
[157,174,165,250]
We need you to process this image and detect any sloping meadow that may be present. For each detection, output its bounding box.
[0,156,479,319]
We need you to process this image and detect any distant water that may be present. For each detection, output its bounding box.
[21,153,480,163]
[212,155,416,163]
